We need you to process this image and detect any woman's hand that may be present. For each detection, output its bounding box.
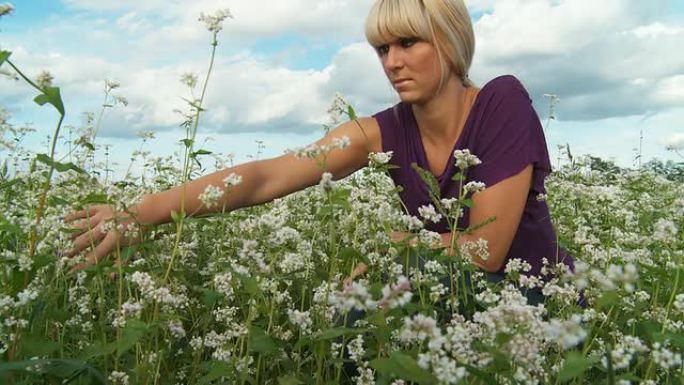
[63,205,140,271]
[343,262,368,286]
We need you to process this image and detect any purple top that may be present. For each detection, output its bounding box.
[373,75,574,277]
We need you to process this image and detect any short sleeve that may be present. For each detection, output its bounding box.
[467,77,551,194]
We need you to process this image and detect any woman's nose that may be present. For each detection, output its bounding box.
[383,46,403,70]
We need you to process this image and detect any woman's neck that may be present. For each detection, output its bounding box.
[412,76,476,146]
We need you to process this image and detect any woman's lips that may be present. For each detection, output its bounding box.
[392,78,412,87]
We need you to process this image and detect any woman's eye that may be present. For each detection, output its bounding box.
[376,44,389,55]
[399,38,418,48]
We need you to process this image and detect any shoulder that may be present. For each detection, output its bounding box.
[479,75,531,102]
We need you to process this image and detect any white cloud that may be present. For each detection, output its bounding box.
[664,132,684,151]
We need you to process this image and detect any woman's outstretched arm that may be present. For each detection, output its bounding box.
[64,117,381,268]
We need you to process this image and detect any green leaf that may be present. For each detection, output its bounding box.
[316,327,367,341]
[201,289,222,307]
[371,352,438,385]
[83,193,109,204]
[411,163,442,205]
[0,50,11,66]
[0,358,106,384]
[33,86,65,115]
[191,149,213,157]
[248,326,278,354]
[347,105,357,120]
[180,138,194,148]
[235,272,262,296]
[115,319,149,355]
[278,374,303,385]
[197,361,234,384]
[451,173,466,181]
[558,351,595,382]
[35,153,86,174]
[18,334,60,357]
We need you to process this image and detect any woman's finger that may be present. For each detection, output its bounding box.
[65,223,107,257]
[69,216,101,239]
[70,233,118,272]
[63,206,100,223]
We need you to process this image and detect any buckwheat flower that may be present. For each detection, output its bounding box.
[0,3,13,17]
[400,214,424,231]
[319,172,334,192]
[223,172,242,187]
[108,371,129,385]
[331,135,351,149]
[180,72,198,89]
[287,309,313,335]
[198,8,233,33]
[653,218,677,242]
[418,229,443,248]
[425,284,447,304]
[651,342,682,370]
[453,149,481,170]
[329,280,376,312]
[673,293,684,313]
[347,334,366,363]
[460,238,489,262]
[168,319,186,339]
[418,204,442,223]
[129,271,155,296]
[544,314,587,349]
[198,184,224,208]
[105,79,120,91]
[463,181,486,195]
[378,275,412,309]
[536,193,548,202]
[213,272,233,297]
[399,313,440,344]
[121,300,143,317]
[354,366,374,385]
[212,347,232,362]
[35,70,53,89]
[368,151,394,166]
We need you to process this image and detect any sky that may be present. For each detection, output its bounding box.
[1,0,683,177]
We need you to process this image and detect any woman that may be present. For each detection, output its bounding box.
[65,0,575,292]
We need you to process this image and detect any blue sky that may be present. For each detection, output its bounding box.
[1,0,683,177]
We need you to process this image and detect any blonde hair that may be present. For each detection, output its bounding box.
[365,0,475,88]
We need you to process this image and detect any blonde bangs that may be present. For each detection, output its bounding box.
[365,0,432,48]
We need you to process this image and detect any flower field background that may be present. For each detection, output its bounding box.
[1,7,684,385]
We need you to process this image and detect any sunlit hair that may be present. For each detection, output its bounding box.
[365,0,475,88]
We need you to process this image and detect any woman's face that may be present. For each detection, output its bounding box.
[375,37,443,104]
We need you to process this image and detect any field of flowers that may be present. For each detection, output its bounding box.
[1,6,683,385]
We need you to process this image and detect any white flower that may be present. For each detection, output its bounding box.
[460,238,490,262]
[198,8,233,33]
[180,72,198,89]
[453,149,481,170]
[651,342,682,370]
[331,135,351,149]
[462,181,486,195]
[108,371,129,385]
[418,204,442,223]
[287,309,313,335]
[35,70,53,89]
[369,151,394,166]
[198,184,224,208]
[223,172,242,187]
[544,314,587,349]
[319,172,334,192]
[347,334,366,363]
[653,218,677,242]
[168,320,186,339]
[378,276,412,309]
